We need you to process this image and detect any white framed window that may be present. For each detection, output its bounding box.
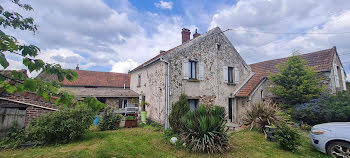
[228,67,233,83]
[224,66,239,84]
[189,60,197,79]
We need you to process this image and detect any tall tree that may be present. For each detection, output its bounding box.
[269,55,325,104]
[0,0,77,104]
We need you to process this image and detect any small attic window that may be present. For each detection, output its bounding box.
[216,43,221,50]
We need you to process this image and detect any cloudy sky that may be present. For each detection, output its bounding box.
[2,0,350,80]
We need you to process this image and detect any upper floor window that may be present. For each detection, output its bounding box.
[228,67,233,83]
[189,60,197,79]
[224,66,239,84]
[137,74,141,87]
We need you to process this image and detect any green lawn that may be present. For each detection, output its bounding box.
[0,127,328,158]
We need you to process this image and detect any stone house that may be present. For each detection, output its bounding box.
[129,27,254,126]
[235,47,347,123]
[129,27,347,126]
[37,68,139,111]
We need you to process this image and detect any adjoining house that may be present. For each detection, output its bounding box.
[129,27,347,126]
[37,67,140,112]
[235,47,347,123]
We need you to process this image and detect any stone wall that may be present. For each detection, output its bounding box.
[162,27,252,123]
[105,98,119,108]
[130,61,166,124]
[130,27,253,124]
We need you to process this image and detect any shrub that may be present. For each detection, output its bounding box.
[98,108,122,131]
[125,116,136,120]
[292,91,350,125]
[0,122,26,148]
[243,102,280,131]
[169,94,190,134]
[181,105,230,154]
[275,123,301,152]
[26,107,95,144]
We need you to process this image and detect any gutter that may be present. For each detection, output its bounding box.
[160,57,170,129]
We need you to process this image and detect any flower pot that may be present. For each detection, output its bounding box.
[141,111,147,123]
[125,119,138,128]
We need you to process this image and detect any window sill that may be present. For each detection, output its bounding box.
[187,79,200,82]
[227,82,236,86]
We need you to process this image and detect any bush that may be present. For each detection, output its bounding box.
[181,105,230,154]
[243,102,281,131]
[169,94,190,134]
[292,91,350,125]
[26,107,95,144]
[125,116,136,120]
[275,123,301,152]
[98,108,122,131]
[0,122,26,148]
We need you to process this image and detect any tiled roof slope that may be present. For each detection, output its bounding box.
[130,27,220,72]
[236,47,337,97]
[1,91,58,110]
[37,70,130,88]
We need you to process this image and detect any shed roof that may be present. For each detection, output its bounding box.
[63,87,139,98]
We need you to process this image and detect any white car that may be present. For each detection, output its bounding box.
[310,122,350,157]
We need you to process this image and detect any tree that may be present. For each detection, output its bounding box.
[0,0,78,104]
[269,55,324,104]
[169,94,190,133]
[0,1,105,112]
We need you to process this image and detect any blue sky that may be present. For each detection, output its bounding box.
[2,0,350,80]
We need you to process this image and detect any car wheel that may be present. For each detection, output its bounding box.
[327,141,350,158]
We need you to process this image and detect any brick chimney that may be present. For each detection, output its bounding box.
[193,29,200,38]
[181,28,191,43]
[76,64,79,70]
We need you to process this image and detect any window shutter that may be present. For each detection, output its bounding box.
[234,66,239,84]
[223,66,228,83]
[199,62,204,80]
[333,64,339,87]
[183,60,189,79]
[340,67,346,90]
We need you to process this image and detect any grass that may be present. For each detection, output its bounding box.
[0,127,328,158]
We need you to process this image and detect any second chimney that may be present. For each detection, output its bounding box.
[193,29,200,38]
[181,28,191,43]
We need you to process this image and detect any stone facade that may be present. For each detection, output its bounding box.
[130,61,167,124]
[130,27,253,124]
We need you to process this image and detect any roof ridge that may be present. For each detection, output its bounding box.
[250,47,334,66]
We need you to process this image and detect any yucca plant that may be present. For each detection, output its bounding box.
[243,101,280,131]
[181,105,230,154]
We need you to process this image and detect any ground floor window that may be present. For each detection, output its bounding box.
[119,98,128,109]
[188,99,199,112]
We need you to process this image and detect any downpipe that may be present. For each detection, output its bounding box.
[160,58,170,129]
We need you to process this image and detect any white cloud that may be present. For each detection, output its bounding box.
[36,48,85,69]
[111,59,138,73]
[155,1,173,10]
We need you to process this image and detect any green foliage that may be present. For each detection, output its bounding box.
[80,96,105,112]
[181,105,230,154]
[98,108,122,131]
[0,0,78,100]
[243,102,281,131]
[275,123,302,152]
[169,94,190,133]
[269,55,324,104]
[26,107,95,144]
[0,122,26,148]
[125,116,136,120]
[292,91,350,125]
